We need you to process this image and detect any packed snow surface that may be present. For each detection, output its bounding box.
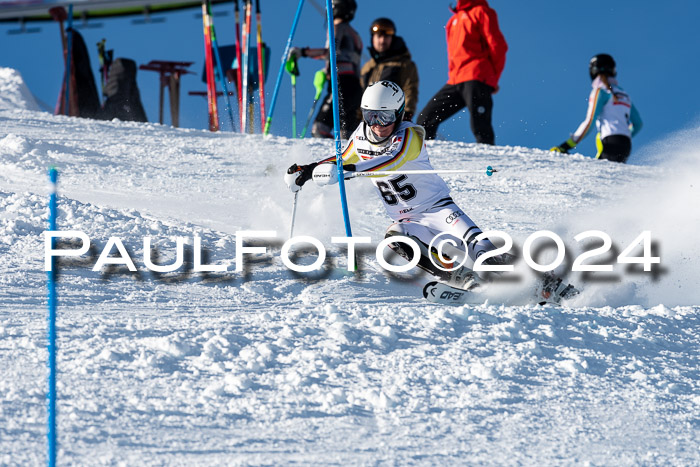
[1,68,698,465]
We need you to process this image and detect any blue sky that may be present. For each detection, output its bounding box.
[2,1,699,162]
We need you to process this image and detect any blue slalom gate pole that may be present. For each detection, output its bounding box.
[63,4,73,116]
[324,0,352,237]
[207,1,236,131]
[262,0,305,135]
[47,167,58,467]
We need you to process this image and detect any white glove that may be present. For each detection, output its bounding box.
[312,163,338,186]
[284,171,302,192]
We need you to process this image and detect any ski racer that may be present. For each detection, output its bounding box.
[288,0,363,139]
[360,17,419,121]
[550,54,643,163]
[284,80,510,292]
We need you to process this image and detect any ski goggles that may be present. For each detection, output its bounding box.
[362,109,397,127]
[371,24,395,36]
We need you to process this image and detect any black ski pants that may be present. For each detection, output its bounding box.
[417,80,495,144]
[597,134,632,163]
[313,74,362,140]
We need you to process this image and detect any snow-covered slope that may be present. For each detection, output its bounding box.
[1,68,698,465]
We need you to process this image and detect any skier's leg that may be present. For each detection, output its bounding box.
[384,221,452,281]
[311,86,334,139]
[413,202,497,265]
[598,135,632,163]
[460,80,495,145]
[416,84,466,140]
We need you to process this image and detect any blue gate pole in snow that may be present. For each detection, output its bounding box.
[208,1,236,131]
[262,0,305,136]
[47,167,58,467]
[63,4,73,116]
[324,0,352,237]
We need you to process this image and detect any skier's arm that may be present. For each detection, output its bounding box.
[347,127,422,174]
[400,62,420,120]
[479,6,508,86]
[284,137,359,191]
[310,127,425,187]
[571,88,609,144]
[629,103,643,137]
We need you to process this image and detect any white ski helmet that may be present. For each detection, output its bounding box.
[360,80,405,127]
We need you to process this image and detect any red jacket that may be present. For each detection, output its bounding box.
[446,0,508,89]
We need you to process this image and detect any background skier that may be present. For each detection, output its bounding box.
[288,0,362,139]
[550,54,643,163]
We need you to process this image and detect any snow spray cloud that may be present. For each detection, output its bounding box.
[564,124,700,307]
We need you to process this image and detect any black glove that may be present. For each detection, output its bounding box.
[550,138,576,154]
[285,163,318,191]
[288,47,308,60]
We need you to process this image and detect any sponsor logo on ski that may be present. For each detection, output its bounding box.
[440,290,463,301]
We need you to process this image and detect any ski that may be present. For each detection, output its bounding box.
[423,281,473,306]
[423,273,580,307]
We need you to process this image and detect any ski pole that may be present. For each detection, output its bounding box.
[97,39,106,97]
[300,68,326,138]
[241,0,252,133]
[255,0,267,133]
[207,0,236,131]
[291,75,297,137]
[325,0,352,238]
[233,0,243,131]
[201,1,219,131]
[349,166,498,178]
[285,55,300,137]
[289,191,299,238]
[64,4,73,116]
[47,167,58,467]
[263,0,305,136]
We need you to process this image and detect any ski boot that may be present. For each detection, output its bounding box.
[538,272,579,305]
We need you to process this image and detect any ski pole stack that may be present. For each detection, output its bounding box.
[240,0,252,133]
[255,0,267,133]
[233,0,243,131]
[201,0,219,131]
[205,0,236,131]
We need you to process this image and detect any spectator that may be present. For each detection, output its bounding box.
[289,0,362,139]
[550,54,642,163]
[360,18,419,121]
[417,0,507,144]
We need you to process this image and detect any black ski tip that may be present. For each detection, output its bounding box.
[422,281,438,299]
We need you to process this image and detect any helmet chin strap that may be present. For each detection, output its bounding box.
[364,122,394,145]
